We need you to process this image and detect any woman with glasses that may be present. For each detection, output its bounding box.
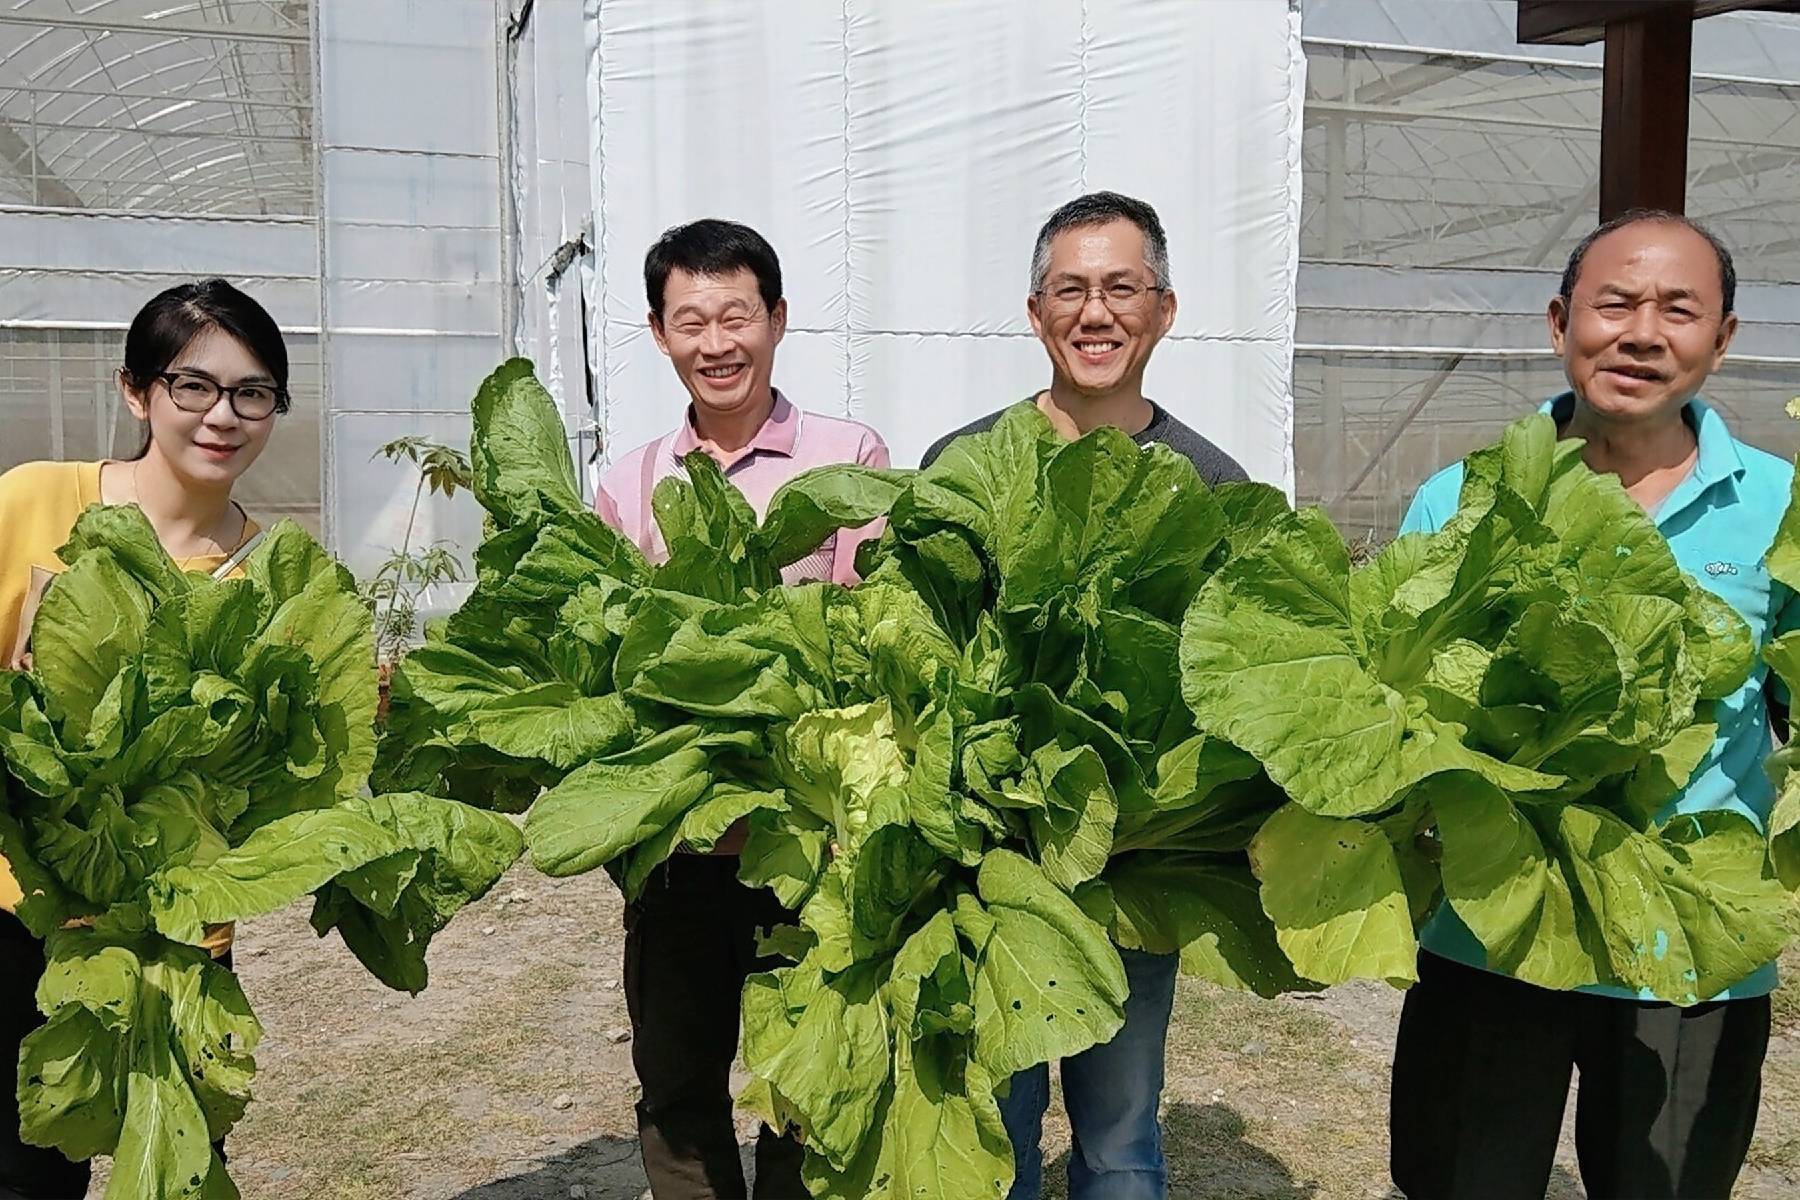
[0,278,288,1199]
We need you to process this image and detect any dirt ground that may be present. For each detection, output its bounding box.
[82,861,1800,1200]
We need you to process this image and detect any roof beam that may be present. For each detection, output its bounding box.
[0,11,306,46]
[1518,1,1800,46]
[0,117,82,208]
[1303,98,1800,153]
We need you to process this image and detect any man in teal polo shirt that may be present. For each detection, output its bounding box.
[1388,210,1798,1200]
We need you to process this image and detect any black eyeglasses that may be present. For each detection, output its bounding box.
[1036,281,1166,315]
[156,371,286,421]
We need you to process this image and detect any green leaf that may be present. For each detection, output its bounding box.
[241,520,348,607]
[310,792,523,993]
[760,464,909,570]
[1021,744,1116,890]
[619,782,785,898]
[469,358,584,526]
[628,587,836,720]
[58,504,188,604]
[1103,851,1302,997]
[1181,509,1401,817]
[739,810,830,910]
[1768,457,1800,594]
[524,748,713,877]
[742,955,891,1171]
[463,688,634,770]
[777,700,911,841]
[148,807,407,944]
[1555,805,1785,1002]
[655,453,777,599]
[799,1036,1014,1200]
[31,553,154,739]
[21,931,259,1197]
[1248,803,1417,986]
[1425,774,1594,991]
[966,850,1127,1080]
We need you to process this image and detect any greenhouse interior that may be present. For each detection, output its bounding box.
[2,0,1797,575]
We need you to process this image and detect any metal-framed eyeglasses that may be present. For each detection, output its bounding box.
[156,371,286,421]
[1035,280,1166,316]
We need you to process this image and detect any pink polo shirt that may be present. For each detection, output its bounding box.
[594,391,889,585]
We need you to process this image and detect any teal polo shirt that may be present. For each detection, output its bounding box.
[1400,392,1800,1000]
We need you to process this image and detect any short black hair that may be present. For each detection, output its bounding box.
[1559,209,1736,316]
[1030,191,1171,292]
[644,219,783,318]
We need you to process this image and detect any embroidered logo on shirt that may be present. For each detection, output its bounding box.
[1704,561,1739,577]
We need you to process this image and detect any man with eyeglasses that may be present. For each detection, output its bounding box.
[593,218,888,1200]
[921,191,1248,1200]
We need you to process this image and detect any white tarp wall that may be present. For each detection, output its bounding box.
[582,0,1305,491]
[315,0,507,578]
[509,0,601,474]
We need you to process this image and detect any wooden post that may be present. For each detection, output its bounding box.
[1599,9,1693,217]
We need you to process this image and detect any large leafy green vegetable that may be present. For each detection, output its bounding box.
[390,365,1790,1192]
[383,369,1301,1198]
[0,510,520,1199]
[1761,403,1800,892]
[1181,414,1786,1001]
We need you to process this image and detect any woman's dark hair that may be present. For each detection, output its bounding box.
[643,219,783,318]
[120,279,290,459]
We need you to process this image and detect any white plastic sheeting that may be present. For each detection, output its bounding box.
[509,0,600,473]
[315,0,506,578]
[581,0,1304,491]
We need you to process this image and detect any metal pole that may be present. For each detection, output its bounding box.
[47,331,65,459]
[1322,71,1349,509]
[310,0,334,553]
[497,0,532,357]
[28,90,39,206]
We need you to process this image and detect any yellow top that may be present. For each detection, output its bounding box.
[0,460,260,955]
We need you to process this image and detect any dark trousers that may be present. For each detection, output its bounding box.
[624,855,806,1200]
[0,915,234,1200]
[1391,950,1769,1200]
[0,914,87,1200]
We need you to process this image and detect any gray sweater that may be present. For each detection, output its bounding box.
[919,398,1250,486]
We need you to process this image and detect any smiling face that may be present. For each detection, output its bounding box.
[1551,220,1737,424]
[649,266,787,423]
[1027,218,1176,401]
[120,324,278,488]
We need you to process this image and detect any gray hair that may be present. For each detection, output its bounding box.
[1029,191,1172,293]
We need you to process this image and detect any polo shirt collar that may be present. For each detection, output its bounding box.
[1540,390,1744,520]
[672,390,799,460]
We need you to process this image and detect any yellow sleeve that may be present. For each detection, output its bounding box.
[0,461,100,914]
[0,461,98,659]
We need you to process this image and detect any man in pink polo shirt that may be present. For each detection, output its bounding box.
[594,218,888,1200]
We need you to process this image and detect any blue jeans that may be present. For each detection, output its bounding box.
[997,947,1179,1200]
